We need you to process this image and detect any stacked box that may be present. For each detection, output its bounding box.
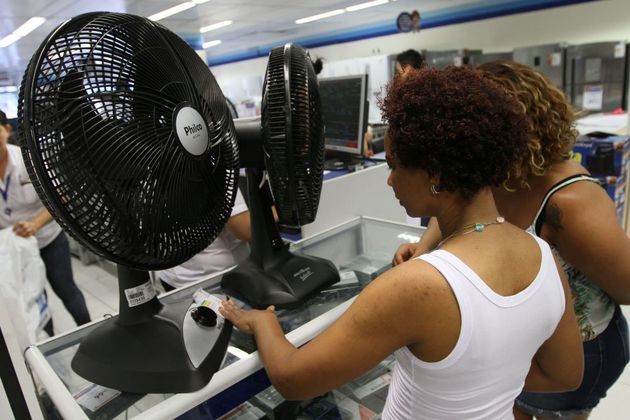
[339,254,391,287]
[615,140,630,230]
[571,135,630,227]
[571,135,628,198]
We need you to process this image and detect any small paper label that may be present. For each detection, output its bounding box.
[124,281,156,307]
[338,270,360,286]
[582,85,604,111]
[549,52,562,66]
[35,292,51,330]
[218,401,265,419]
[363,265,380,273]
[615,42,625,58]
[192,288,228,326]
[333,392,378,420]
[352,372,392,399]
[74,383,121,412]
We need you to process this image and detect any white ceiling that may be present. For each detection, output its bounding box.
[0,0,483,85]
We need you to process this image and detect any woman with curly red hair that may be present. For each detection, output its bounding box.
[220,67,583,419]
[395,61,630,419]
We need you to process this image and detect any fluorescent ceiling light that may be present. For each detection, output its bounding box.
[203,40,222,49]
[0,86,18,93]
[0,17,46,48]
[0,34,21,48]
[295,9,345,24]
[148,2,196,21]
[346,0,389,12]
[14,17,47,37]
[200,20,233,33]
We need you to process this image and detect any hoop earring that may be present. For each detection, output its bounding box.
[430,184,440,195]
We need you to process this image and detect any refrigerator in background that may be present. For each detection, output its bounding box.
[565,41,628,113]
[468,51,513,67]
[424,49,482,69]
[513,43,567,90]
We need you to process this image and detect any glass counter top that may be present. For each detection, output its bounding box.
[27,216,424,419]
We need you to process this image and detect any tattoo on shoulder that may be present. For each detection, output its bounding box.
[545,203,564,232]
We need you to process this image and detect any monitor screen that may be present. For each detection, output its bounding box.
[319,74,368,156]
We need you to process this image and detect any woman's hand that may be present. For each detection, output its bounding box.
[393,217,442,266]
[219,299,276,335]
[392,242,427,266]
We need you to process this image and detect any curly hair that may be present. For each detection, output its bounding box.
[380,66,530,200]
[476,61,578,188]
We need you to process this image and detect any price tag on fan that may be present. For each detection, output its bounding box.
[124,281,156,307]
[192,288,233,326]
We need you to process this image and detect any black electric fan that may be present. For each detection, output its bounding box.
[221,44,340,309]
[18,12,238,393]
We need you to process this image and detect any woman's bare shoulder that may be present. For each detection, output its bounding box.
[351,257,455,344]
[542,160,590,186]
[363,257,453,309]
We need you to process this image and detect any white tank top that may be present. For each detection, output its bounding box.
[382,235,565,420]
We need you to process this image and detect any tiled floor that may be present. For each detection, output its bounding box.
[46,258,630,419]
[590,304,630,420]
[45,257,120,335]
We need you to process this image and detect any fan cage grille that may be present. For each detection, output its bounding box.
[18,12,239,269]
[262,44,325,227]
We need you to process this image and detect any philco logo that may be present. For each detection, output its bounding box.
[176,107,208,156]
[184,123,204,136]
[293,267,314,281]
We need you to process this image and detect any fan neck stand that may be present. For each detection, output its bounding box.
[221,167,339,309]
[71,265,232,393]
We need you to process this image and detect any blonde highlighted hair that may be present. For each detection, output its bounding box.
[477,61,578,189]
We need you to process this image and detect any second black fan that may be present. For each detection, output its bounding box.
[222,44,339,309]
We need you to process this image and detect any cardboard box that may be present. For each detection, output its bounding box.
[572,135,630,228]
[616,139,630,232]
[571,135,627,178]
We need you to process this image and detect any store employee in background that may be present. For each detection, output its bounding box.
[395,48,425,76]
[220,67,583,419]
[0,110,91,331]
[158,187,251,291]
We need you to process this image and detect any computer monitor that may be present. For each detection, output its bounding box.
[319,74,369,170]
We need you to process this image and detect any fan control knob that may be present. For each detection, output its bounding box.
[190,306,218,327]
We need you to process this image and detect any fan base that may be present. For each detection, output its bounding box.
[71,299,232,394]
[221,252,340,309]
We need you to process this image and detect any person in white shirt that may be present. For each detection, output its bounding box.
[158,187,251,291]
[219,67,584,419]
[0,110,91,332]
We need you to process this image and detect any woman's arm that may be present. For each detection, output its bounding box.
[523,258,584,392]
[13,208,53,238]
[393,217,442,265]
[543,181,630,304]
[220,262,437,400]
[226,211,252,242]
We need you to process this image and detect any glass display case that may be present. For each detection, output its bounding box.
[25,216,424,419]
